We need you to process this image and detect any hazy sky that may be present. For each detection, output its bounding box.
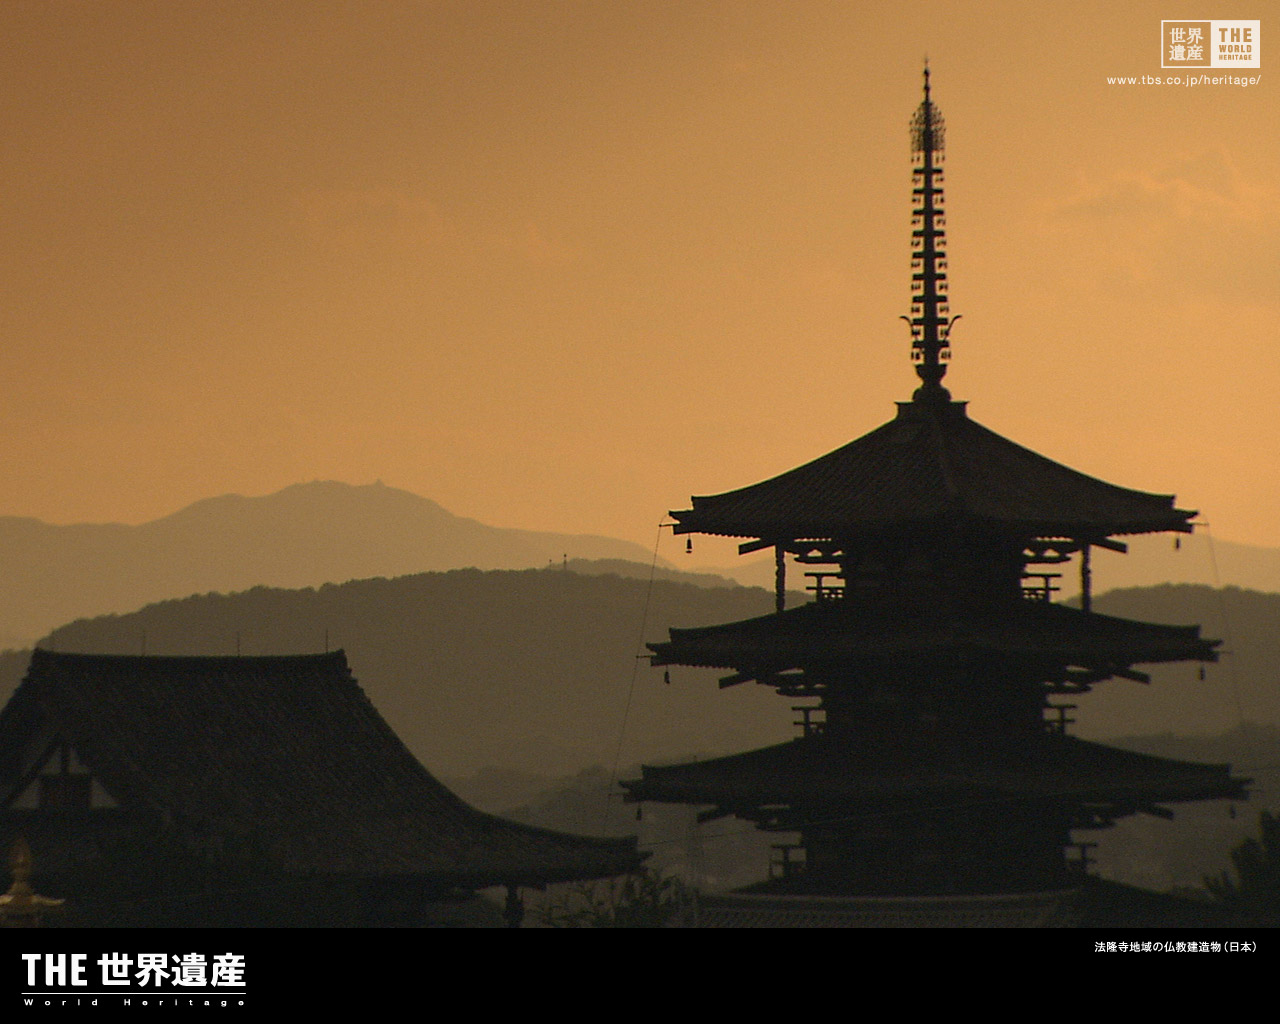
[2,1,1275,564]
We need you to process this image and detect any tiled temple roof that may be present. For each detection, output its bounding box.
[0,650,641,887]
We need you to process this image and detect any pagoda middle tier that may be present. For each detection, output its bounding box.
[649,592,1218,694]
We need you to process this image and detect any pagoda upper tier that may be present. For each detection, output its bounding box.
[670,398,1194,542]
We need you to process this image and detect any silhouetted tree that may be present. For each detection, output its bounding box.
[534,868,690,928]
[1205,810,1280,924]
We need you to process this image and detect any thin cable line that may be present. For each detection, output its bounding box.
[1203,522,1246,724]
[603,521,666,831]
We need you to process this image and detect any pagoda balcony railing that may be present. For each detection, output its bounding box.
[1021,572,1062,602]
[792,705,826,738]
[1066,841,1098,876]
[805,572,846,603]
[769,843,807,880]
[1042,703,1077,735]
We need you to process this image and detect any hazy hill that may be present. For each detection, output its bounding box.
[0,481,666,647]
[562,558,740,590]
[1072,585,1280,739]
[1077,534,1280,598]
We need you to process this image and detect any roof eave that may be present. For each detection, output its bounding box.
[669,510,1197,542]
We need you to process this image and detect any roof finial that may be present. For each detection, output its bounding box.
[906,61,952,403]
[0,837,65,927]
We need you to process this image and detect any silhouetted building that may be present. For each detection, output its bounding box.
[623,68,1247,926]
[0,649,641,926]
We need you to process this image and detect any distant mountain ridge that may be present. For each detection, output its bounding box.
[3,574,1274,779]
[7,478,1279,648]
[0,481,668,646]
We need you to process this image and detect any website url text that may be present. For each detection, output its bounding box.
[1106,74,1261,87]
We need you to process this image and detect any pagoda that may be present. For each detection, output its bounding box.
[622,68,1246,920]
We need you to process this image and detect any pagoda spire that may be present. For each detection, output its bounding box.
[907,61,953,402]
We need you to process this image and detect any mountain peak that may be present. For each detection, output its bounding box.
[0,481,661,644]
[158,480,455,526]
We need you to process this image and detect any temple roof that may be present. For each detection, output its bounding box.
[0,649,641,887]
[649,593,1218,673]
[671,398,1195,541]
[622,732,1247,811]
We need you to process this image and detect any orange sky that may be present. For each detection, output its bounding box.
[1,1,1275,565]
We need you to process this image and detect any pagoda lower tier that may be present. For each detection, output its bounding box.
[622,732,1248,897]
[635,593,1237,896]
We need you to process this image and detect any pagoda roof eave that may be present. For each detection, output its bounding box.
[647,597,1219,672]
[668,512,1196,542]
[668,401,1196,541]
[621,735,1248,810]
